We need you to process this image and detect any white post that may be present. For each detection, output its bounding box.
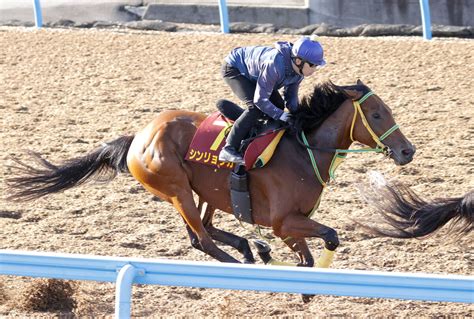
[419,0,432,40]
[218,0,230,34]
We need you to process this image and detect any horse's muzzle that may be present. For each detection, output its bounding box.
[391,144,416,166]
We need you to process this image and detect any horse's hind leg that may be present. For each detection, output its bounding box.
[199,199,255,264]
[184,224,204,253]
[127,116,240,263]
[171,192,240,263]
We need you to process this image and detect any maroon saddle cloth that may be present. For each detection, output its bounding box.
[185,112,283,171]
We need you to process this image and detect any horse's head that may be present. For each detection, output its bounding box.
[341,80,416,166]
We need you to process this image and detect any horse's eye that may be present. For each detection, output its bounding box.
[373,113,381,119]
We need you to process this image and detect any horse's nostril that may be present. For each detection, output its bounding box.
[402,148,415,159]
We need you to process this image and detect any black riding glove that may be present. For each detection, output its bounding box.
[279,112,295,127]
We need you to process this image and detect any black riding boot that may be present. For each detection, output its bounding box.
[219,107,261,164]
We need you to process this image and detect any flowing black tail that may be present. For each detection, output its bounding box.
[360,181,473,238]
[6,135,135,201]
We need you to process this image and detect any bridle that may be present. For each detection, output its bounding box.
[348,91,400,156]
[298,91,400,188]
[298,91,400,157]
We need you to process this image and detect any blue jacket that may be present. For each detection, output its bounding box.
[224,42,303,120]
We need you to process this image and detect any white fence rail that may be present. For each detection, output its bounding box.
[1,250,472,318]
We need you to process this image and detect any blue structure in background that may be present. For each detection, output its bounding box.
[218,0,230,33]
[33,0,42,28]
[29,0,433,39]
[419,0,433,40]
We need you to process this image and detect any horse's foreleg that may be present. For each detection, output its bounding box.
[274,213,339,268]
[207,227,255,264]
[171,193,240,263]
[282,238,314,267]
[282,238,317,303]
[276,218,338,304]
[199,200,255,264]
[253,238,311,267]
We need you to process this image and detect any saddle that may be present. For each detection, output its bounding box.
[185,100,286,171]
[184,100,287,224]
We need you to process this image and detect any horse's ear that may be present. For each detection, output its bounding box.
[357,79,366,86]
[341,88,363,100]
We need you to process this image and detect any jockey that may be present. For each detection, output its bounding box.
[218,36,326,164]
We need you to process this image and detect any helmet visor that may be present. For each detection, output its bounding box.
[301,58,326,69]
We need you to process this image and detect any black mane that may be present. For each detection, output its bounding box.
[293,81,370,132]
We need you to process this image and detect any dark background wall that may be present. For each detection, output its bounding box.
[308,0,472,27]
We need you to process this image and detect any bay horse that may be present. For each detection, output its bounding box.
[10,80,469,269]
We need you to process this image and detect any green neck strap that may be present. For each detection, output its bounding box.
[301,131,326,187]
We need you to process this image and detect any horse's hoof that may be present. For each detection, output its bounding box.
[253,240,272,264]
[253,240,271,253]
[302,294,315,303]
[243,253,256,264]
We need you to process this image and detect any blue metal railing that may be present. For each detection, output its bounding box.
[1,250,472,318]
[30,0,432,38]
[32,0,43,28]
[218,0,230,33]
[419,0,433,40]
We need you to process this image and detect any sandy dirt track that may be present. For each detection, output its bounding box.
[0,27,473,317]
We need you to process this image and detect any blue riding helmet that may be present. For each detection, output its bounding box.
[291,37,326,67]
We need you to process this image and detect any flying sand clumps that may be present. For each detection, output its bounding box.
[16,279,77,312]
